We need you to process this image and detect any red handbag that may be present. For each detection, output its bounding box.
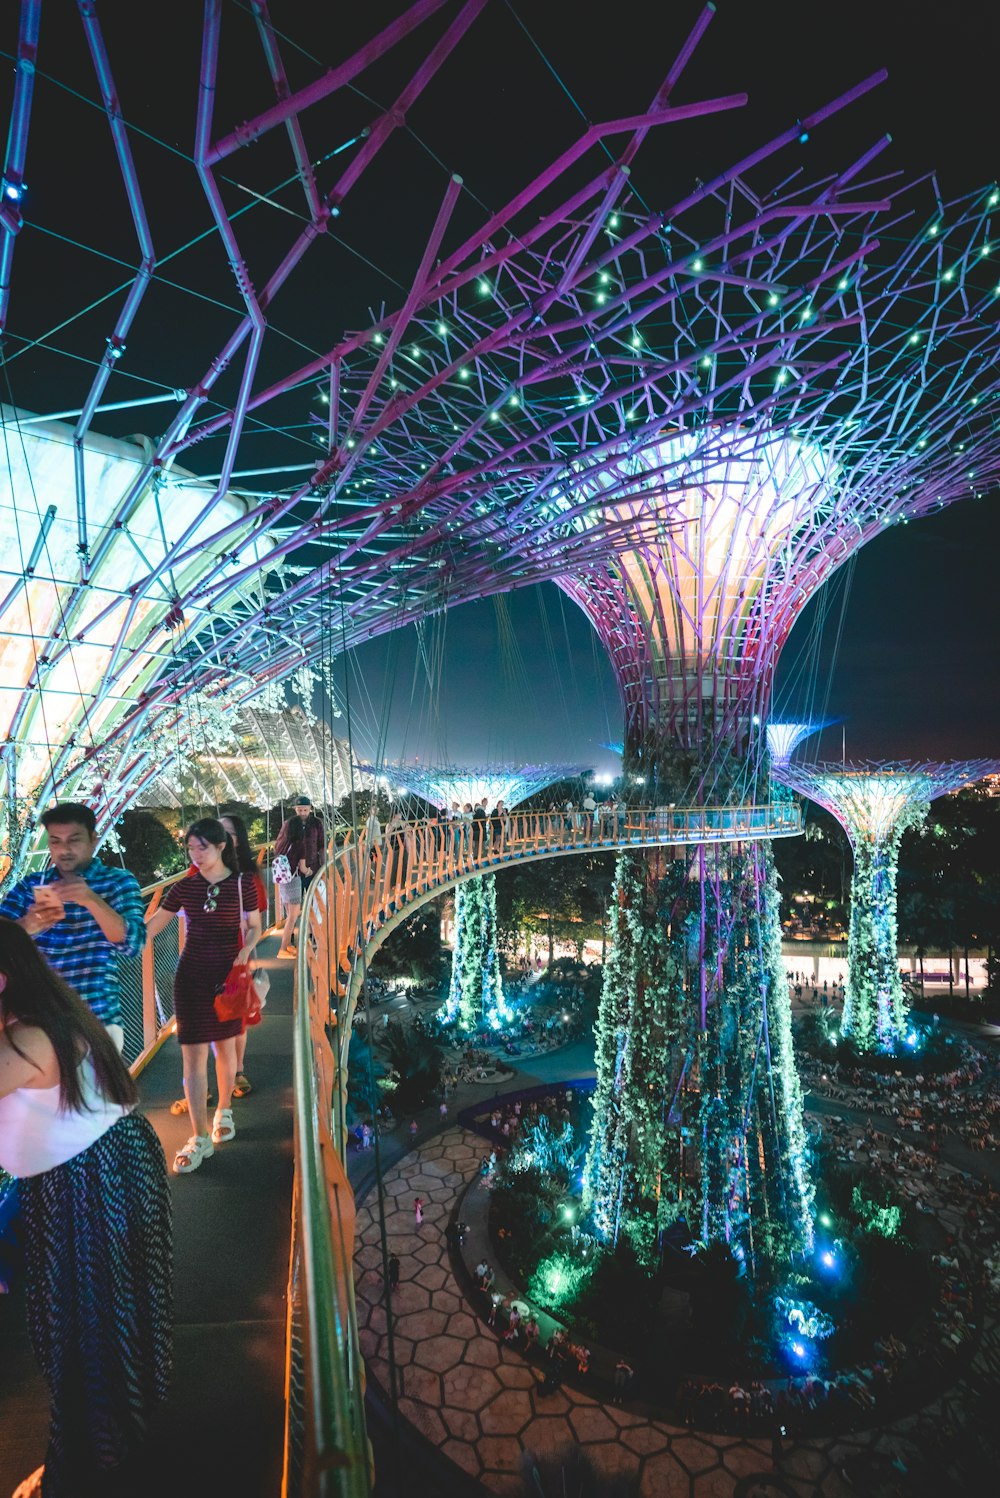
[214,962,266,1026]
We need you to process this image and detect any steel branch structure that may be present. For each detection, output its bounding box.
[765,721,829,768]
[775,760,1000,1050]
[1,0,916,847]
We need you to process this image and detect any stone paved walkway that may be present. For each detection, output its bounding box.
[354,1130,870,1497]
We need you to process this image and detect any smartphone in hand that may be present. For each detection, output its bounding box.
[32,885,65,916]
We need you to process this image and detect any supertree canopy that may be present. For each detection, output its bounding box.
[369,763,583,1030]
[774,761,1000,1051]
[370,764,585,816]
[0,0,914,852]
[766,722,829,769]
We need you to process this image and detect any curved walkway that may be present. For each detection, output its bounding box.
[306,805,801,1147]
[353,1125,1000,1498]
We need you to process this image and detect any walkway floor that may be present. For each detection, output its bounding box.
[0,937,294,1498]
[353,1122,1000,1498]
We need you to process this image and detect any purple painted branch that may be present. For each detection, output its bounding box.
[250,0,323,222]
[348,174,464,439]
[205,0,453,164]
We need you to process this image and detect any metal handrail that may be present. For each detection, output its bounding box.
[315,801,802,1153]
[290,920,371,1497]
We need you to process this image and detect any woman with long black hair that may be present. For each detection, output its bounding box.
[146,817,261,1173]
[0,918,171,1498]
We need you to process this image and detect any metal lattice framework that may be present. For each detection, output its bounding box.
[2,3,999,845]
[1,0,929,842]
[775,760,1000,1048]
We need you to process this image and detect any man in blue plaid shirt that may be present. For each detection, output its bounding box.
[0,801,146,1049]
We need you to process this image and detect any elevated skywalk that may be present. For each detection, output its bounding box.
[0,801,802,1498]
[0,936,294,1498]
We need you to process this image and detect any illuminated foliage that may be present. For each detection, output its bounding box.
[528,1251,595,1312]
[585,839,813,1272]
[447,874,506,1031]
[851,1186,902,1239]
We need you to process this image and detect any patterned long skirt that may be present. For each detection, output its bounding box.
[19,1112,172,1497]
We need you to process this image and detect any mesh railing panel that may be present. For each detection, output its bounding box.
[151,923,179,1034]
[119,948,146,1067]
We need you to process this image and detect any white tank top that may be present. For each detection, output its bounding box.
[0,1053,132,1178]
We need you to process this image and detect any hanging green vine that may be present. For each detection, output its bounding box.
[843,804,926,1051]
[447,873,507,1031]
[585,836,814,1275]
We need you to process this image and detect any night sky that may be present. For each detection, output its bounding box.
[2,1,998,769]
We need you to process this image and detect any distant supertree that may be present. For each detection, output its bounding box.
[766,722,829,769]
[775,761,1000,1050]
[371,763,583,1030]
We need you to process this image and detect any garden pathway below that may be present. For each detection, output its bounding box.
[353,1126,1000,1498]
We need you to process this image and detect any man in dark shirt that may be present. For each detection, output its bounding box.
[274,795,325,957]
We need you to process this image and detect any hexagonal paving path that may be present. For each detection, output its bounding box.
[353,1127,994,1495]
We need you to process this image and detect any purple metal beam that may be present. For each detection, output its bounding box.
[204,0,453,165]
[72,0,158,576]
[0,0,41,332]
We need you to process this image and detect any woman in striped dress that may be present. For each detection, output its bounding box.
[145,818,261,1174]
[0,918,171,1498]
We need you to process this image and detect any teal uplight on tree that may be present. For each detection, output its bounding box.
[584,854,683,1257]
[774,761,999,1051]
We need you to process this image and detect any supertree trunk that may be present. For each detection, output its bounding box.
[843,834,911,1050]
[584,854,684,1260]
[448,874,507,1031]
[586,838,813,1273]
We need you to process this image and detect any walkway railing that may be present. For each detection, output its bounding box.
[286,799,801,1495]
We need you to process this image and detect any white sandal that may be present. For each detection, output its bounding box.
[212,1107,236,1144]
[173,1135,214,1174]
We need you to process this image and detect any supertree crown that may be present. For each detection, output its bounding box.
[775,759,1000,845]
[765,721,830,766]
[361,763,587,811]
